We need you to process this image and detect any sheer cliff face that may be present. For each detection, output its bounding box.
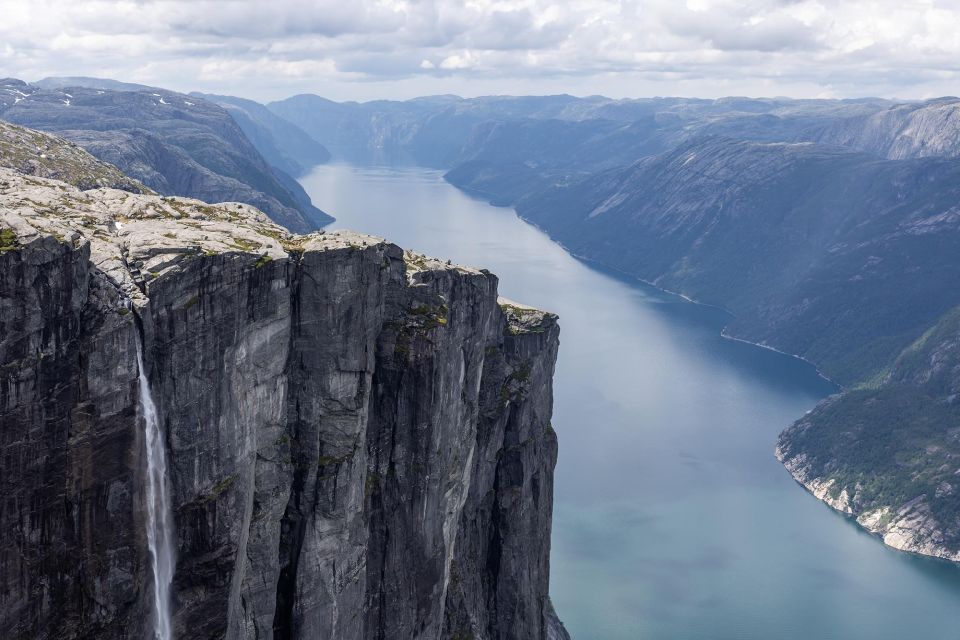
[0,167,562,640]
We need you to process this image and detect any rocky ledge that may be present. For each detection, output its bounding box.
[0,166,566,639]
[777,445,960,563]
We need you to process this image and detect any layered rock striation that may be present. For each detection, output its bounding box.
[0,166,563,639]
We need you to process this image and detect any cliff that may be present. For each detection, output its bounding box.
[0,164,564,638]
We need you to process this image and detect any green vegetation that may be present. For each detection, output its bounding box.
[365,471,380,499]
[318,451,354,466]
[500,302,550,335]
[230,237,261,252]
[780,304,960,552]
[0,227,18,252]
[198,474,236,503]
[410,303,448,329]
[404,252,431,272]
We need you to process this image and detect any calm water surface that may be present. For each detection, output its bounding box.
[300,164,960,640]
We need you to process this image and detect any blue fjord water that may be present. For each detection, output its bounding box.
[300,163,960,640]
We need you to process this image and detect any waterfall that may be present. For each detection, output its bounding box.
[135,335,176,640]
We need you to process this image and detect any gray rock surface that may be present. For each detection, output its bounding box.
[0,167,562,639]
[0,120,148,192]
[809,98,960,159]
[0,79,330,232]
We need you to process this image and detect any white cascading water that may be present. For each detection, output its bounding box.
[135,336,176,640]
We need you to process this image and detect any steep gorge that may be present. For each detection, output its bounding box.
[0,150,564,638]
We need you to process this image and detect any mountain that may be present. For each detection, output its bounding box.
[0,131,566,639]
[282,90,960,562]
[0,78,331,232]
[808,97,960,159]
[266,93,892,169]
[0,119,148,192]
[450,137,960,387]
[195,93,331,177]
[267,94,446,164]
[34,76,157,92]
[439,108,960,561]
[778,305,960,561]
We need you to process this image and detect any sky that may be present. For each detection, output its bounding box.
[2,0,960,103]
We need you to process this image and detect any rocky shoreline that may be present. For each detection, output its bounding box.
[776,445,960,563]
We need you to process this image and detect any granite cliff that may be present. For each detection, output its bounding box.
[0,132,565,639]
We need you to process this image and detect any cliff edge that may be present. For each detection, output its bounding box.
[0,159,564,639]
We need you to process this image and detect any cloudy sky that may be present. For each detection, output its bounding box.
[2,0,959,102]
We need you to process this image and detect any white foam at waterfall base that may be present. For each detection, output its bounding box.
[135,337,176,640]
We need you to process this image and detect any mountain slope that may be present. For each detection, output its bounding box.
[808,97,960,159]
[196,93,330,176]
[778,305,960,561]
[269,89,960,564]
[447,128,960,562]
[476,137,960,385]
[0,78,330,231]
[0,119,147,192]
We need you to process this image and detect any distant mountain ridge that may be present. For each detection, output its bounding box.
[194,93,331,177]
[265,92,897,166]
[0,78,331,231]
[809,97,960,159]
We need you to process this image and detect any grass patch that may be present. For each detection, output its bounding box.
[0,227,19,252]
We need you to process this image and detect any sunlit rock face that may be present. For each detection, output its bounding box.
[0,165,564,640]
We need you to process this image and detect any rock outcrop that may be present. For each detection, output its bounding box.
[0,166,563,639]
[0,120,148,193]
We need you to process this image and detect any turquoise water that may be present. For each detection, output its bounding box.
[300,164,960,640]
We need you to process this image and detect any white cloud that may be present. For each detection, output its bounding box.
[1,0,959,101]
[439,51,479,70]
